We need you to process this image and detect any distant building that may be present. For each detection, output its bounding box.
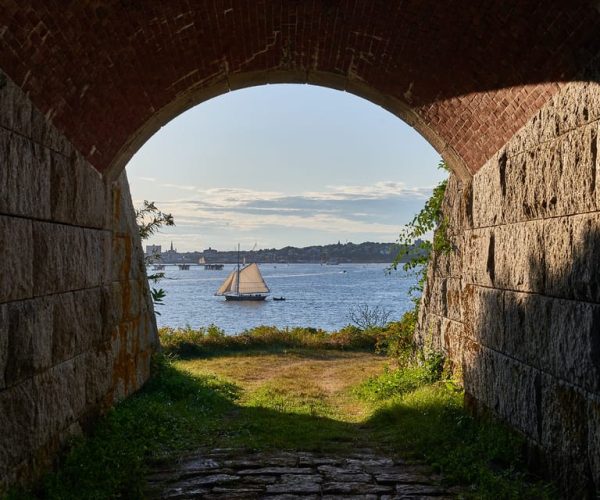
[145,244,161,256]
[164,241,177,254]
[203,247,219,263]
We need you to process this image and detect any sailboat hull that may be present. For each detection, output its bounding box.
[224,294,267,301]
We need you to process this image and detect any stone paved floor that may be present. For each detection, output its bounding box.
[146,448,453,499]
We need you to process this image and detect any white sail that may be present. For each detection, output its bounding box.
[216,270,236,295]
[237,263,270,294]
[215,263,269,296]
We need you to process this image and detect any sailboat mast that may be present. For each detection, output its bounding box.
[236,243,240,295]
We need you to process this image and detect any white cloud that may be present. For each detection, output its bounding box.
[304,181,431,201]
[132,178,435,250]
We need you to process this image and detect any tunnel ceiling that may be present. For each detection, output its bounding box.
[0,1,598,177]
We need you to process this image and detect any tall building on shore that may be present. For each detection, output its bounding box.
[145,244,161,257]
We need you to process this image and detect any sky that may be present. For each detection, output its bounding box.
[126,84,446,252]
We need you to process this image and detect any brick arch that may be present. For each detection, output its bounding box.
[112,73,471,180]
[0,1,598,180]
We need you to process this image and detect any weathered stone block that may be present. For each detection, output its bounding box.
[0,380,36,477]
[555,80,600,134]
[82,228,109,287]
[501,151,530,223]
[442,175,472,233]
[539,376,590,490]
[50,151,107,229]
[111,234,134,283]
[445,277,463,322]
[544,214,600,302]
[521,145,560,221]
[462,285,503,348]
[48,154,75,225]
[415,312,442,352]
[589,396,600,494]
[111,173,138,235]
[472,152,504,228]
[137,303,158,353]
[85,349,113,408]
[32,222,108,296]
[463,228,494,287]
[33,358,86,448]
[429,233,464,278]
[5,298,53,387]
[52,288,105,365]
[548,299,600,394]
[463,346,540,438]
[549,124,598,217]
[425,277,447,318]
[440,318,464,363]
[494,221,545,293]
[506,98,560,158]
[120,280,145,323]
[486,292,600,394]
[73,153,107,229]
[0,215,33,302]
[0,129,51,219]
[0,305,7,390]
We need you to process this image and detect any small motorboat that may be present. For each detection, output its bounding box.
[273,297,286,301]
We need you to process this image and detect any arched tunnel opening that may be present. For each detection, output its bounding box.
[0,2,600,497]
[126,83,443,333]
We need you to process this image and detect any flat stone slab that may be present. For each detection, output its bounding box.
[238,467,314,475]
[146,449,453,498]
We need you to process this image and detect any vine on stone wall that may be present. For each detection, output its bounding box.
[391,159,451,300]
[386,160,451,377]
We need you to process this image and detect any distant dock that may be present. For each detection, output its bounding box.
[204,264,224,270]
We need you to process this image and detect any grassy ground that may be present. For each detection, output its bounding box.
[8,347,556,500]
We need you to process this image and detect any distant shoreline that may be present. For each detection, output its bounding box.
[146,240,426,265]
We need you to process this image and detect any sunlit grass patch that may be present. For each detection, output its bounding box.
[246,385,333,417]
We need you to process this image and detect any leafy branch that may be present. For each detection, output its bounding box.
[391,160,451,299]
[135,200,175,315]
[136,201,175,240]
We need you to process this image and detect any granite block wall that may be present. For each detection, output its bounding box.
[417,77,600,497]
[0,72,158,490]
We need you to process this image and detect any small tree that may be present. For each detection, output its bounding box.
[348,303,392,330]
[135,200,175,314]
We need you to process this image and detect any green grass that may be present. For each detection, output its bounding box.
[7,347,556,500]
[357,371,556,499]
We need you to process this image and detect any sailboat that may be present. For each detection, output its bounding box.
[215,246,270,301]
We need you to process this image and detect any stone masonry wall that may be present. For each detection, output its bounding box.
[0,71,158,490]
[418,77,600,497]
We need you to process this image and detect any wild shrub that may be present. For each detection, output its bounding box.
[157,323,384,357]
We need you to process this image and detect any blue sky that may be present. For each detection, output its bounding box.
[127,84,445,252]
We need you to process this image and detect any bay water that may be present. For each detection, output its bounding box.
[153,263,418,333]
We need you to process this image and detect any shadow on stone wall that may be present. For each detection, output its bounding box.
[462,221,600,498]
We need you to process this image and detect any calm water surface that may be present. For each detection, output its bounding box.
[153,263,417,333]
